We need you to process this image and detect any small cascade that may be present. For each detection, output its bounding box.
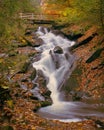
[33,27,75,104]
[33,26,104,122]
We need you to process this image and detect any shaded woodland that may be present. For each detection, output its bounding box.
[0,0,104,130]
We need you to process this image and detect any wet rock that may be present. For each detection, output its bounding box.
[36,38,44,44]
[51,30,63,36]
[30,87,45,101]
[31,33,39,40]
[65,53,70,60]
[33,105,41,112]
[19,83,27,91]
[41,90,51,100]
[32,83,38,89]
[95,120,104,129]
[44,90,51,97]
[53,46,63,54]
[51,29,67,38]
[41,27,45,33]
[40,101,52,107]
[50,50,61,68]
[30,38,44,47]
[25,30,32,36]
[30,96,39,100]
[46,27,50,33]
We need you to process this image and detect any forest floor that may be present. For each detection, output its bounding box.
[0,23,104,130]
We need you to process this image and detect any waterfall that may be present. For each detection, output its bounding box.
[33,27,104,122]
[33,27,75,104]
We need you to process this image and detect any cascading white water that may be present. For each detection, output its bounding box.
[33,27,75,104]
[33,27,104,122]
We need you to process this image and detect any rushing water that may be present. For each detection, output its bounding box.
[33,27,104,122]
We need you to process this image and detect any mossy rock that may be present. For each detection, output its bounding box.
[44,90,51,97]
[40,101,52,107]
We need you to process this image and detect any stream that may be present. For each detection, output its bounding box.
[32,26,104,122]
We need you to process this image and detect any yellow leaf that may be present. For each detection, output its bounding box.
[1,85,9,89]
[0,58,4,63]
[31,126,36,130]
[7,100,13,108]
[21,39,26,43]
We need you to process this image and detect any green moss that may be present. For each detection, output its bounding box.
[19,61,30,73]
[8,51,18,57]
[40,101,52,107]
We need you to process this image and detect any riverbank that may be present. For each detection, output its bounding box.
[0,22,104,130]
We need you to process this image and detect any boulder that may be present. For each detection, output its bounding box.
[40,101,52,107]
[30,38,44,47]
[53,46,63,54]
[51,30,62,35]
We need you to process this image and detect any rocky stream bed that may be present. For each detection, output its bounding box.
[0,23,104,130]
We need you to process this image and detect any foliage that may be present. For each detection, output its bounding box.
[69,0,104,27]
[0,0,37,83]
[0,0,36,38]
[47,0,104,30]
